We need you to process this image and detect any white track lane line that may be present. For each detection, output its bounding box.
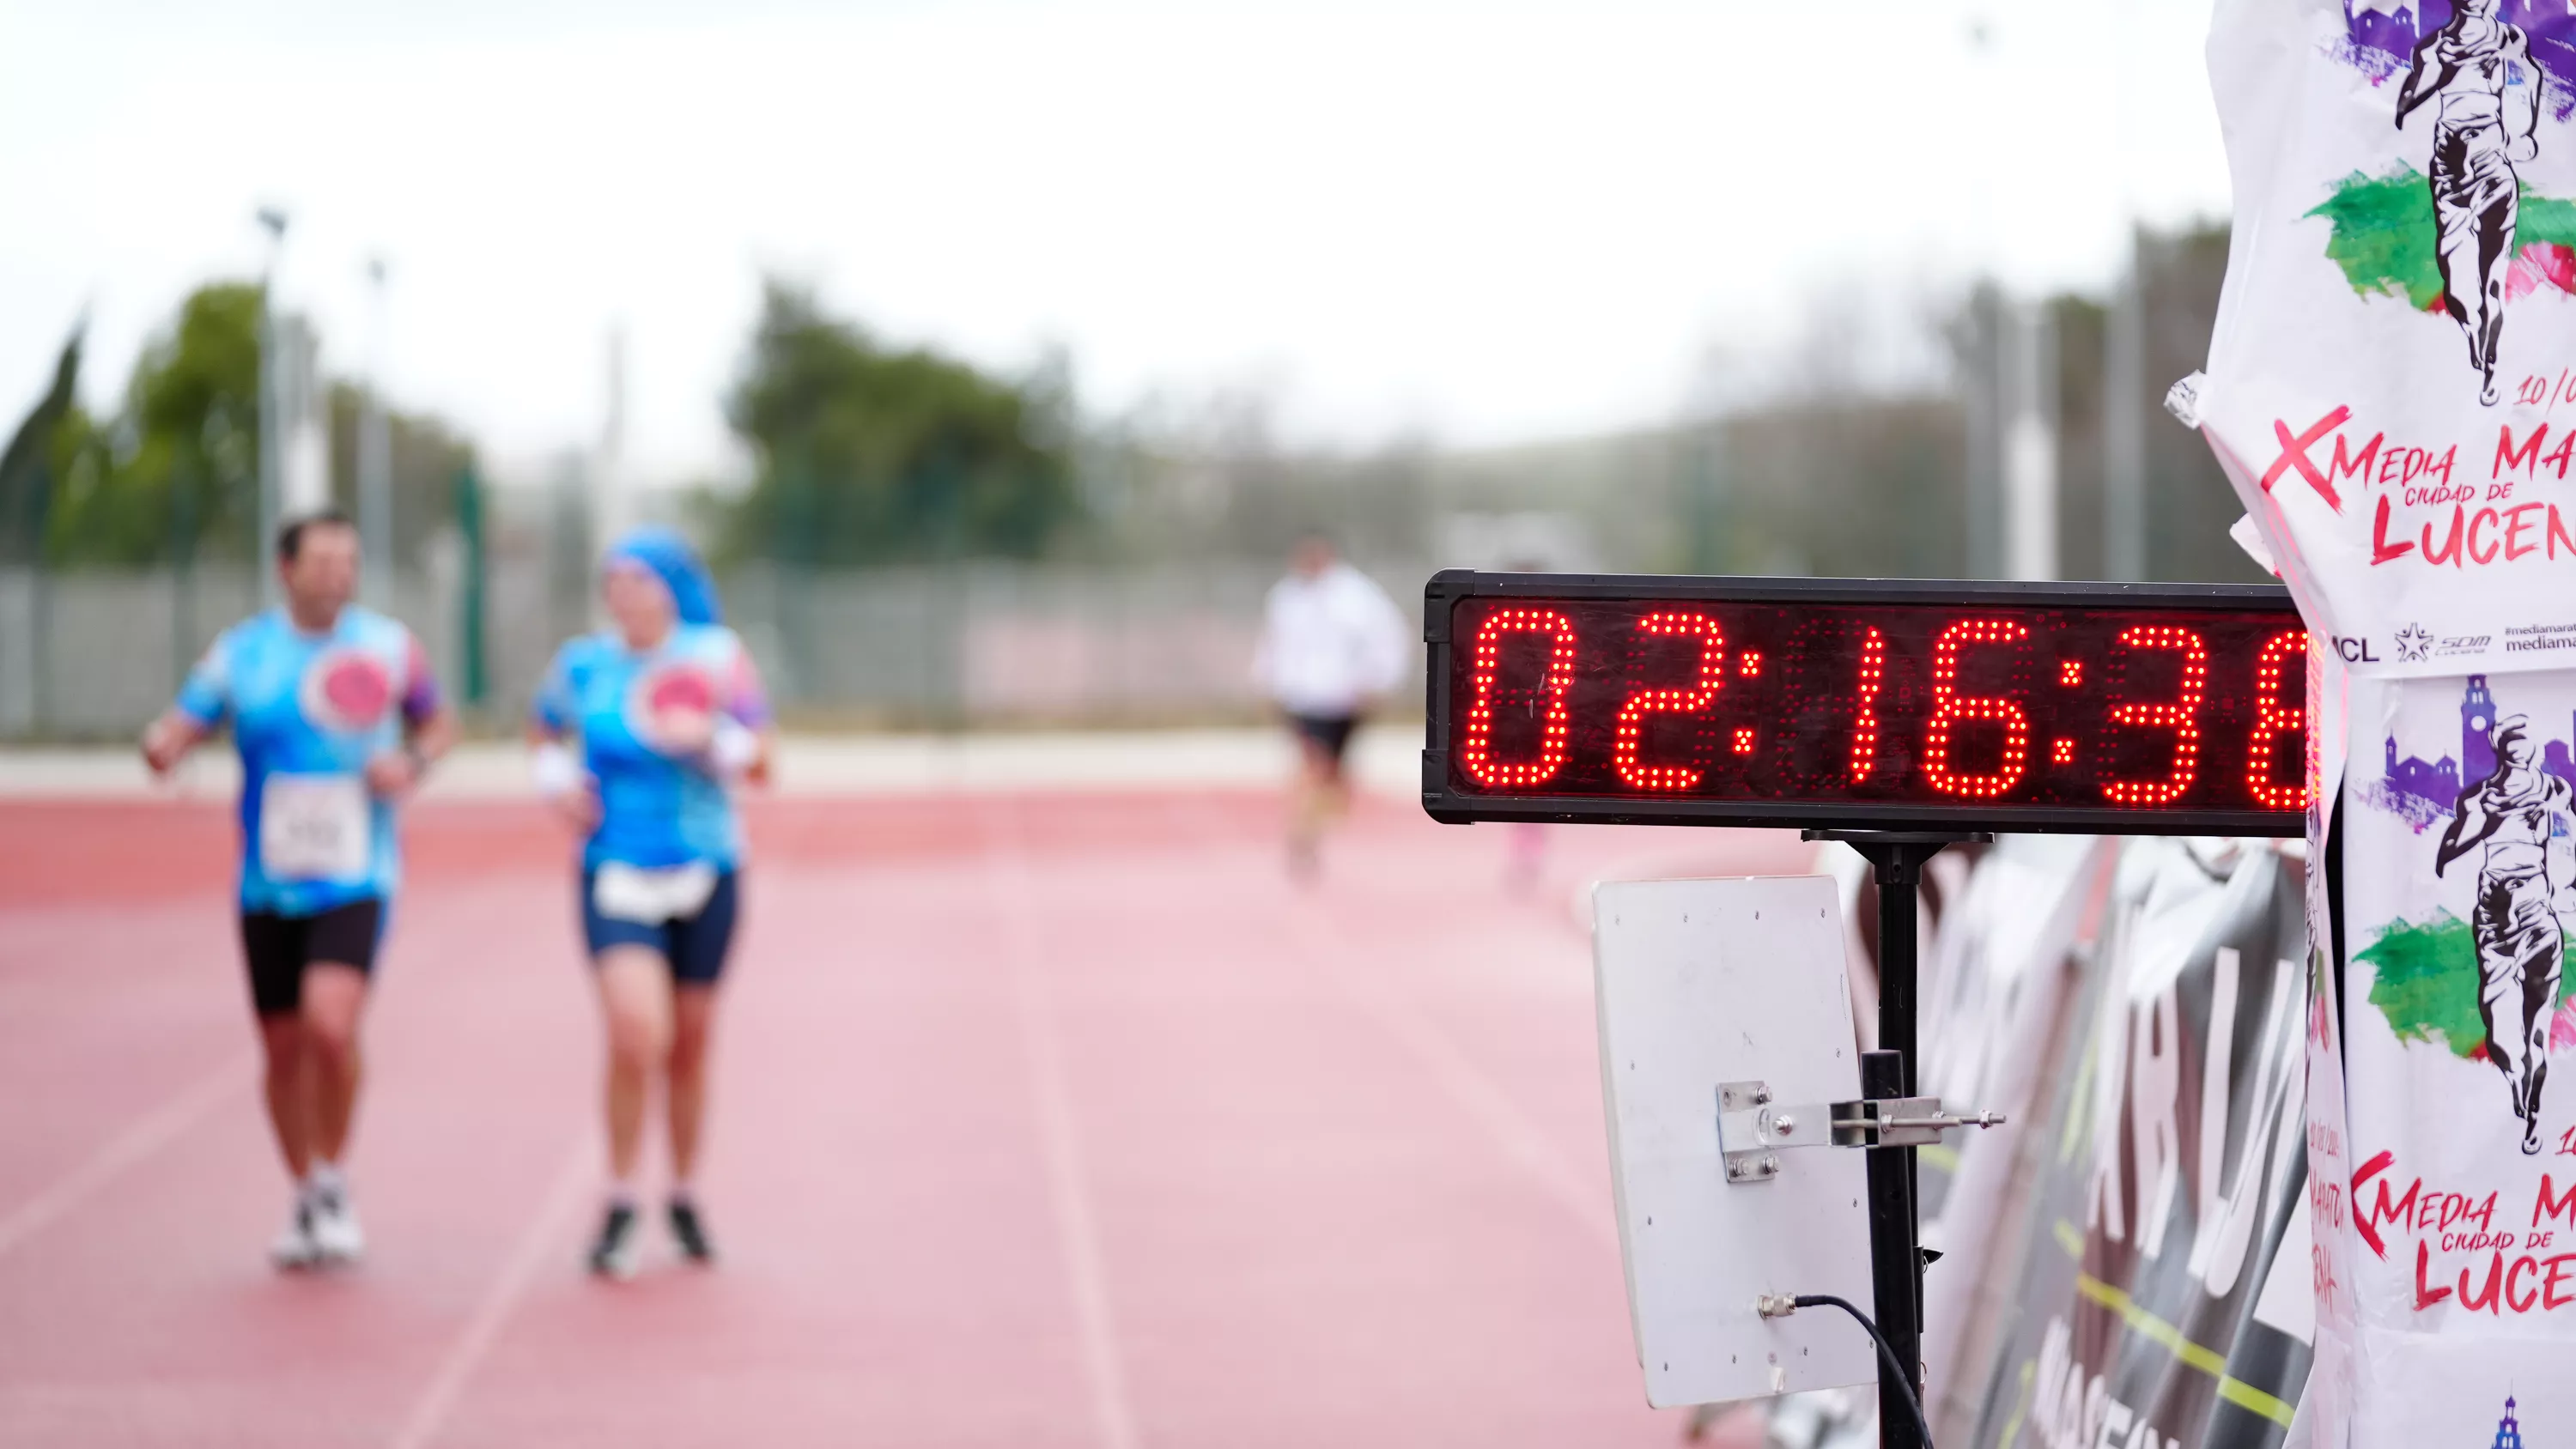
[1286,900,1622,1254]
[982,801,1144,1449]
[386,1139,593,1449]
[0,1048,254,1259]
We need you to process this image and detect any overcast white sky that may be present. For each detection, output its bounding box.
[1,0,2236,487]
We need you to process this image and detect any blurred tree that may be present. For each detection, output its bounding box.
[41,283,263,567]
[28,282,473,571]
[1707,218,2251,585]
[0,321,83,565]
[717,278,1079,565]
[1718,399,1970,577]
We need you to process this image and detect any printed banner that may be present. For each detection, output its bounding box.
[2323,667,2576,1449]
[1920,835,2113,1440]
[2195,0,2576,678]
[1968,838,2316,1449]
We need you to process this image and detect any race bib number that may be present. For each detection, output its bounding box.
[258,773,371,883]
[592,861,719,925]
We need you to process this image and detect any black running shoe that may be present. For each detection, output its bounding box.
[586,1203,641,1279]
[667,1199,716,1265]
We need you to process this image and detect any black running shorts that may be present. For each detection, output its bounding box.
[239,898,383,1017]
[1288,712,1360,767]
[580,870,741,987]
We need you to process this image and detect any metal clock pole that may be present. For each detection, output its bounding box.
[1804,828,1990,1449]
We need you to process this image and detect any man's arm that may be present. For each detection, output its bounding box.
[404,705,459,770]
[2437,790,2497,876]
[140,709,213,776]
[366,636,454,797]
[1356,577,1413,709]
[2509,28,2542,158]
[2396,33,2448,128]
[143,629,232,776]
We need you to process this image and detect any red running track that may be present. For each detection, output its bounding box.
[0,791,1801,1447]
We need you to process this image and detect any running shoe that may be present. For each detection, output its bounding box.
[307,1179,366,1265]
[667,1198,716,1265]
[270,1195,318,1270]
[586,1203,641,1280]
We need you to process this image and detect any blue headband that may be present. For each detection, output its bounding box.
[604,526,720,627]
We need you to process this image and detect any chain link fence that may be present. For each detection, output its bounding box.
[0,555,1431,741]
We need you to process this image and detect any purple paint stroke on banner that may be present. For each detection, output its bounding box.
[2366,673,2576,829]
[2340,0,2576,118]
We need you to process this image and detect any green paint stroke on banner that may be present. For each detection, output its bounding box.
[2359,911,2576,1060]
[2308,167,2576,310]
[2070,1275,2298,1428]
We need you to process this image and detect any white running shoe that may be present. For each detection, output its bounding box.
[270,1196,318,1270]
[307,1179,366,1265]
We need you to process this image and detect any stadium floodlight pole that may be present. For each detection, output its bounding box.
[2002,300,2060,582]
[360,255,393,605]
[2103,0,2148,582]
[254,206,289,608]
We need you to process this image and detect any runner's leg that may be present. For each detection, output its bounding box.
[667,985,717,1186]
[301,964,368,1166]
[1287,724,1330,874]
[244,912,323,1264]
[660,876,734,1264]
[242,912,316,1178]
[257,1015,314,1179]
[597,945,674,1189]
[1317,723,1352,821]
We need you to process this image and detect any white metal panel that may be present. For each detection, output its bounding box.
[1593,874,1878,1410]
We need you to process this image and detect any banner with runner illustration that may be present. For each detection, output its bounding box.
[2191,0,2576,679]
[1966,838,2314,1449]
[2314,667,2576,1449]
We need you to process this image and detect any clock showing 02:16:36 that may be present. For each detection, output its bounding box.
[1418,574,2310,837]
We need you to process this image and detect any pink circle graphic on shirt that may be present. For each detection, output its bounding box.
[626,662,720,754]
[300,647,394,733]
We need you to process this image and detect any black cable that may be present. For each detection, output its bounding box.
[1791,1294,1936,1449]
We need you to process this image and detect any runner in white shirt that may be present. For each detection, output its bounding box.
[1252,533,1409,877]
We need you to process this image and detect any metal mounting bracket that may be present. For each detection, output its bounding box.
[1716,1079,2005,1184]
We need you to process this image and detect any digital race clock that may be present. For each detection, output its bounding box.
[1419,573,2308,836]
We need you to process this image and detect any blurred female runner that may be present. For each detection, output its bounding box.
[529,528,773,1277]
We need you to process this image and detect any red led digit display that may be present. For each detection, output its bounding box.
[1460,606,1579,789]
[1922,618,2033,799]
[1613,612,1725,791]
[1423,574,2310,836]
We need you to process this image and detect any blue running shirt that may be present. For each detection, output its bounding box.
[173,607,441,916]
[532,625,770,871]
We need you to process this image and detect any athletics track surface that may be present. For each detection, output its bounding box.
[0,787,1801,1446]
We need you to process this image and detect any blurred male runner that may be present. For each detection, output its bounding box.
[140,507,453,1268]
[1253,531,1407,877]
[530,528,772,1278]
